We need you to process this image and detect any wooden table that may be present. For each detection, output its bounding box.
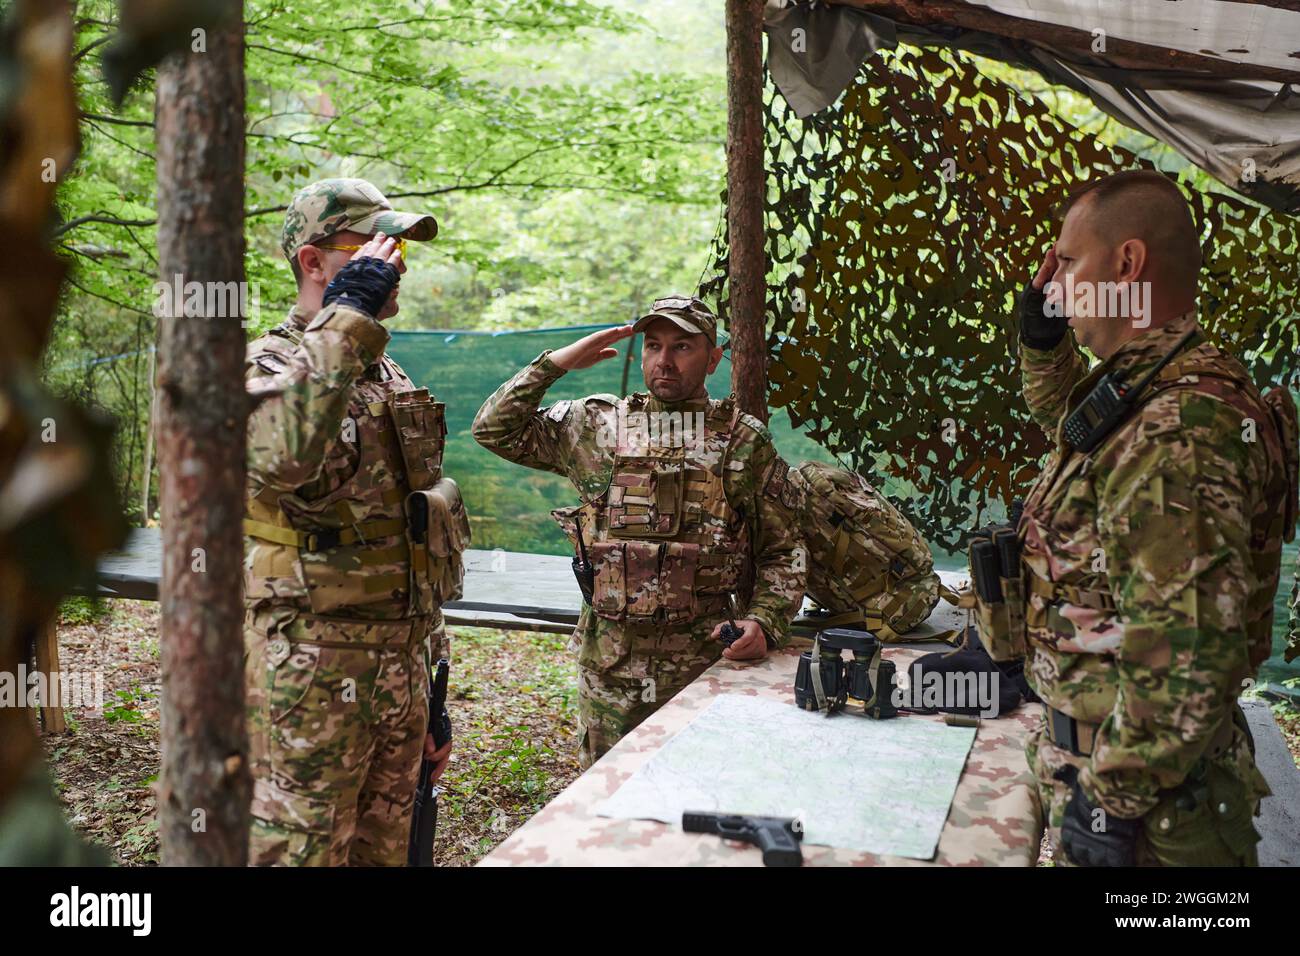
[479,643,1045,866]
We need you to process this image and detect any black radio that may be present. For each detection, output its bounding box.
[1062,328,1199,454]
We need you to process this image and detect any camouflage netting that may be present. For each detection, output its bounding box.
[701,46,1300,551]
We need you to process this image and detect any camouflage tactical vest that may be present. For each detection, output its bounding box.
[244,318,468,619]
[553,394,751,625]
[788,461,941,641]
[1021,343,1297,667]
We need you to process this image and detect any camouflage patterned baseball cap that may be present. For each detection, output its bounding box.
[631,294,720,346]
[280,178,438,261]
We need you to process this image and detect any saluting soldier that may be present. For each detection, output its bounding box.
[242,179,461,865]
[473,296,806,768]
[1014,170,1296,866]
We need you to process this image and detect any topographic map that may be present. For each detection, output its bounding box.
[595,693,977,859]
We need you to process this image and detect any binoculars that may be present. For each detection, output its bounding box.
[793,628,898,719]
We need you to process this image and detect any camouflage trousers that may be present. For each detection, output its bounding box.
[1026,720,1263,867]
[572,609,725,770]
[244,604,438,866]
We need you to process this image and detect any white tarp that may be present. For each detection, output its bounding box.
[765,1,1300,212]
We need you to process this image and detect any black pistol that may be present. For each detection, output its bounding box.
[408,658,452,867]
[572,513,595,605]
[682,811,803,867]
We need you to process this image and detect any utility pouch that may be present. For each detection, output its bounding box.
[587,541,628,620]
[1140,762,1261,866]
[388,389,447,491]
[658,541,700,624]
[406,477,470,608]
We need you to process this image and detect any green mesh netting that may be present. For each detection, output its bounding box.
[388,326,842,557]
[695,45,1300,690]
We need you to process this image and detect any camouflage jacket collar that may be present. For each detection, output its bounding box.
[278,304,386,380]
[1097,309,1201,385]
[286,303,315,333]
[642,392,712,416]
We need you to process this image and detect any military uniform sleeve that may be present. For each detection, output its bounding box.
[1084,391,1261,818]
[246,303,389,494]
[1020,336,1088,435]
[728,427,807,648]
[471,351,580,476]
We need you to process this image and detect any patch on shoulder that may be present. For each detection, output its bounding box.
[544,400,572,424]
[735,411,772,441]
[249,350,289,376]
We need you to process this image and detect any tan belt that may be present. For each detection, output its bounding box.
[279,612,428,648]
[244,515,407,552]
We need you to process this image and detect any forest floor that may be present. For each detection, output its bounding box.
[44,599,581,866]
[39,598,1300,867]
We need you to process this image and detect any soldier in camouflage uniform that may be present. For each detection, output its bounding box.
[1014,170,1295,866]
[473,296,806,769]
[243,179,457,866]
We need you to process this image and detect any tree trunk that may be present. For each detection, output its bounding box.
[725,0,768,422]
[153,12,250,866]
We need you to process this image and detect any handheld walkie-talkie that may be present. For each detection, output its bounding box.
[1063,328,1199,453]
[720,594,742,647]
[572,514,595,606]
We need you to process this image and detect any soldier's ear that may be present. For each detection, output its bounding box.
[296,245,328,285]
[706,344,724,374]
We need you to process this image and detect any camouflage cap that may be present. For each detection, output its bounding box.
[280,178,438,261]
[631,294,720,346]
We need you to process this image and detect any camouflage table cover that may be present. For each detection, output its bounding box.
[480,644,1045,866]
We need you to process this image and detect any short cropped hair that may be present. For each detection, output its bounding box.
[1056,169,1202,285]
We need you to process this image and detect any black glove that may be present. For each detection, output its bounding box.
[1058,765,1140,866]
[321,256,400,318]
[1018,279,1068,350]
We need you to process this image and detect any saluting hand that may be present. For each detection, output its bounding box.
[549,324,637,371]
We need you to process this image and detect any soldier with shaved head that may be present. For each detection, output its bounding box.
[1008,169,1298,866]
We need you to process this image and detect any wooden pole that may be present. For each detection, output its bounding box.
[153,9,251,866]
[140,344,156,523]
[725,0,769,422]
[34,617,65,735]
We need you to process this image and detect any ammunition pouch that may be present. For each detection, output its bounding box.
[552,498,741,623]
[406,477,471,610]
[969,528,1027,662]
[388,389,447,491]
[605,457,686,539]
